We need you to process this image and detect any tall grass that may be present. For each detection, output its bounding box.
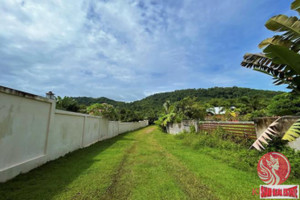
[174,128,300,179]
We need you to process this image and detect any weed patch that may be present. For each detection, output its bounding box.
[174,129,300,179]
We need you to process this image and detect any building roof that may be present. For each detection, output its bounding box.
[206,107,226,115]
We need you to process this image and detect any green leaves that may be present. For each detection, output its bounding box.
[56,96,80,112]
[282,119,300,142]
[241,53,294,88]
[291,0,300,15]
[265,15,300,40]
[258,36,292,49]
[87,103,119,120]
[156,97,206,130]
[241,0,300,93]
[264,45,300,74]
[251,117,300,151]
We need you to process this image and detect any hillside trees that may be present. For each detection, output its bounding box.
[87,103,119,121]
[155,97,206,129]
[267,93,300,116]
[86,103,144,122]
[56,96,80,112]
[72,87,281,120]
[119,108,144,122]
[172,97,206,120]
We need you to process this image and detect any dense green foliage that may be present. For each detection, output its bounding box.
[56,96,80,112]
[155,97,206,129]
[175,128,300,179]
[129,87,281,115]
[172,97,206,120]
[267,93,300,116]
[87,103,119,121]
[118,108,145,122]
[65,87,283,122]
[73,97,126,108]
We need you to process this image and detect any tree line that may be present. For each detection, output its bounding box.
[54,87,300,123]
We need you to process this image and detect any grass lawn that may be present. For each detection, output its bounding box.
[0,126,298,200]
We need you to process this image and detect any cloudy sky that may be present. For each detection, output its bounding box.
[0,0,295,101]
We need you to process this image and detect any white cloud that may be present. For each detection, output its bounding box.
[0,0,289,101]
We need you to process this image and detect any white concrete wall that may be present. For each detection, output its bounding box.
[108,121,119,138]
[0,86,148,182]
[99,118,109,140]
[167,120,198,135]
[119,122,134,133]
[83,116,101,147]
[47,111,85,160]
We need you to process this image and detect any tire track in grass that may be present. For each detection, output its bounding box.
[147,132,218,200]
[100,126,217,200]
[100,138,138,200]
[99,127,156,200]
[99,126,187,200]
[69,131,139,200]
[153,127,263,199]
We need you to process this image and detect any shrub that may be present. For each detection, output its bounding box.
[174,128,300,179]
[189,125,196,133]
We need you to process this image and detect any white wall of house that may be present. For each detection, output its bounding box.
[0,86,148,182]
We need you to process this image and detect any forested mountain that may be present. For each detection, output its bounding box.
[130,86,281,106]
[72,87,283,115]
[73,97,126,107]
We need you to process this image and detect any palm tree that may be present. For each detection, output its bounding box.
[163,100,171,114]
[241,0,300,93]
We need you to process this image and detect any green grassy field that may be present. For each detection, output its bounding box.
[0,126,298,200]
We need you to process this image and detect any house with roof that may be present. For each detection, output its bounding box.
[205,106,237,121]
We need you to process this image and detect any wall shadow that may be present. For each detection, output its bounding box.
[0,131,136,200]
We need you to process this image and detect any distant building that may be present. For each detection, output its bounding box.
[206,107,226,115]
[206,106,238,121]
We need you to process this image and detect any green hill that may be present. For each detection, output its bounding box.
[73,87,283,115]
[73,97,126,107]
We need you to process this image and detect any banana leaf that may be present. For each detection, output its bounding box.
[282,119,300,141]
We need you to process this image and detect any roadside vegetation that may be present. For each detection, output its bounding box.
[155,94,300,131]
[173,127,300,180]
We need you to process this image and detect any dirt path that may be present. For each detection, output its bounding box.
[99,126,217,200]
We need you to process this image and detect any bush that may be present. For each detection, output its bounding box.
[174,128,300,179]
[189,125,196,133]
